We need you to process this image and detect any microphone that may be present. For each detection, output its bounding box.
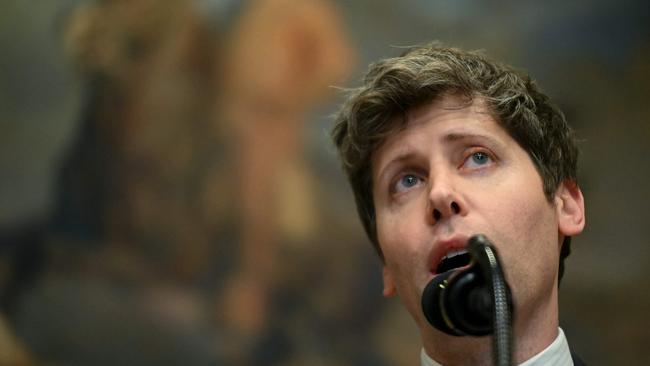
[421,234,513,337]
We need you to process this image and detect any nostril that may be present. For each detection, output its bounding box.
[433,209,442,221]
[451,201,460,214]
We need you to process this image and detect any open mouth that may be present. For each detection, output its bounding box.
[435,249,471,274]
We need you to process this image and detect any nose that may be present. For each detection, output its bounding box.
[427,171,466,224]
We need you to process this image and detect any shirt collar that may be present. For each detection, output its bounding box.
[420,328,573,366]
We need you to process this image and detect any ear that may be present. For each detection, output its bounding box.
[382,266,397,297]
[555,180,586,237]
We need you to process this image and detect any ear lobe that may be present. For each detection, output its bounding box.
[382,266,397,297]
[556,180,586,236]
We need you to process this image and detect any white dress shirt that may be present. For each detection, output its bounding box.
[420,328,573,366]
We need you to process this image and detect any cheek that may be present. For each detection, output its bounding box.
[376,210,427,283]
[494,186,554,248]
[377,214,414,263]
[488,168,556,249]
[489,192,560,301]
[376,214,430,322]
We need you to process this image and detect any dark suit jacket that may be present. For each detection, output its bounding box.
[572,352,586,366]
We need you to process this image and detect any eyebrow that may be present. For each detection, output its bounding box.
[442,132,504,146]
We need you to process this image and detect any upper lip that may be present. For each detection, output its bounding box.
[428,234,470,275]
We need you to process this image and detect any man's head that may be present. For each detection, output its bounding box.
[332,43,585,362]
[333,43,579,271]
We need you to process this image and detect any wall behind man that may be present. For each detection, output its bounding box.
[1,0,649,365]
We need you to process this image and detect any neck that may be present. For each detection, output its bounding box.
[421,284,560,366]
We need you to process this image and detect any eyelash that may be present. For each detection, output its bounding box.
[391,173,423,193]
[460,148,496,170]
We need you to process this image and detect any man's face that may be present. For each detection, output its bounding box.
[371,95,584,340]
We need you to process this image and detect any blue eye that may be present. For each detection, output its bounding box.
[462,150,495,170]
[471,152,490,165]
[401,174,419,187]
[394,174,421,193]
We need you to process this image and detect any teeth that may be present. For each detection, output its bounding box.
[442,248,468,261]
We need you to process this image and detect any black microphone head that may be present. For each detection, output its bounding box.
[421,234,513,337]
[422,268,493,337]
[443,270,492,336]
[421,270,464,336]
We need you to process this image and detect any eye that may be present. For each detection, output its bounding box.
[393,173,423,193]
[471,152,490,165]
[462,150,495,169]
